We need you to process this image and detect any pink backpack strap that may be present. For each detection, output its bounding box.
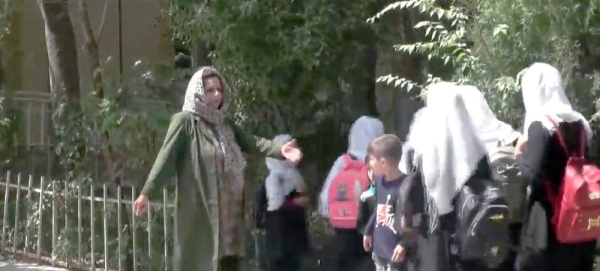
[342,153,365,171]
[342,153,353,166]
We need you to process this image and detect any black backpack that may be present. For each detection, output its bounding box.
[489,145,529,225]
[452,171,511,268]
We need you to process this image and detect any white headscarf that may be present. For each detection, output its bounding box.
[265,134,304,211]
[318,116,385,217]
[418,82,487,215]
[459,85,521,153]
[521,63,592,141]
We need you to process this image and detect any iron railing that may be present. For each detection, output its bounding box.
[0,171,174,271]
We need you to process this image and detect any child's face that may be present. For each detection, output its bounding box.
[368,155,388,176]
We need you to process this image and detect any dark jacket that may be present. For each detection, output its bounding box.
[264,189,310,260]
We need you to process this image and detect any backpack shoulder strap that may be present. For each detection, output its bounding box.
[342,153,352,167]
[342,153,365,171]
[544,115,586,158]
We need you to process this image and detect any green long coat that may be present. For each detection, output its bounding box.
[141,112,284,271]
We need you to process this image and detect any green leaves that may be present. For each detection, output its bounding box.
[167,0,381,137]
[370,0,471,93]
[492,24,508,37]
[373,0,600,128]
[49,62,183,182]
[0,0,19,43]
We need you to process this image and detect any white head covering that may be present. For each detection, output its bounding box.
[318,116,385,217]
[418,82,487,215]
[521,63,592,141]
[347,116,386,161]
[459,85,521,153]
[265,134,304,211]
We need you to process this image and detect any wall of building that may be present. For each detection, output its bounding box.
[6,0,174,147]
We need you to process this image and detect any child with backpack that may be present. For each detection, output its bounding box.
[255,134,309,271]
[362,134,409,271]
[407,83,513,271]
[458,85,527,270]
[515,63,597,271]
[319,116,385,271]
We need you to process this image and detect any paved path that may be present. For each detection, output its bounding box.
[0,261,66,271]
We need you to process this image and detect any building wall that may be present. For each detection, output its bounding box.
[17,0,173,93]
[10,0,173,146]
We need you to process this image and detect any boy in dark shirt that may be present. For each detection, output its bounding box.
[363,135,408,271]
[356,161,377,271]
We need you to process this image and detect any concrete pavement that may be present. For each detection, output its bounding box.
[0,260,66,271]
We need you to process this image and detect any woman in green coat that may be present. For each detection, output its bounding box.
[133,67,303,271]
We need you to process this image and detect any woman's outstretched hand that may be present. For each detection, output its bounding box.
[133,195,149,216]
[281,139,303,162]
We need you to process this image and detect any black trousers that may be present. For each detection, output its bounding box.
[516,199,596,271]
[219,256,242,271]
[517,241,596,271]
[268,254,301,271]
[333,228,368,271]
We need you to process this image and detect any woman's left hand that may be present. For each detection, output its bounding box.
[281,139,303,162]
[515,136,528,157]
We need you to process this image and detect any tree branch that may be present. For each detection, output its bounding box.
[77,0,103,98]
[95,0,109,41]
[77,0,121,187]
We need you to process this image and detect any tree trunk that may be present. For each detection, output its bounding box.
[346,46,379,118]
[375,9,423,137]
[2,2,22,101]
[38,0,81,108]
[192,37,213,68]
[77,2,134,269]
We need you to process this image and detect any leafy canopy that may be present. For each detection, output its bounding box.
[371,0,600,127]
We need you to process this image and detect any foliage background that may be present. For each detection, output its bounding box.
[373,0,600,128]
[1,0,600,269]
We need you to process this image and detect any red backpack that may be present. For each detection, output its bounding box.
[544,116,600,243]
[328,154,370,229]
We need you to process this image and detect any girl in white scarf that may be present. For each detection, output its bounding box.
[460,85,521,153]
[417,82,488,215]
[400,83,488,271]
[515,63,595,271]
[263,134,309,271]
[518,62,591,152]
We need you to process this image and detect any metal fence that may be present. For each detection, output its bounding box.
[0,171,175,271]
